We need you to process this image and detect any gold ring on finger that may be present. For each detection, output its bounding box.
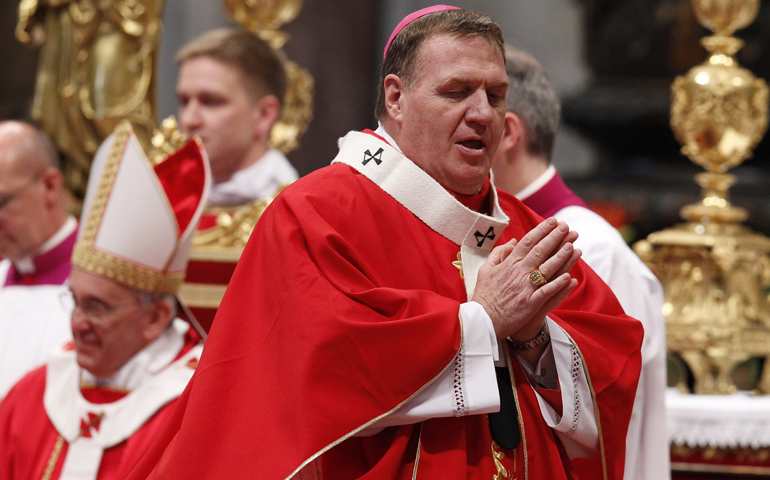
[530,269,547,287]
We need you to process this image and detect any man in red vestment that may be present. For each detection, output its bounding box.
[0,122,211,480]
[127,7,643,480]
[0,121,76,399]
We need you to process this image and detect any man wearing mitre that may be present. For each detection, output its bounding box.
[0,120,211,480]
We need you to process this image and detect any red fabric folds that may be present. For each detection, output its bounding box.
[126,162,642,480]
[153,140,206,236]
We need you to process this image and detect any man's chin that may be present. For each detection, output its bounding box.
[75,355,99,374]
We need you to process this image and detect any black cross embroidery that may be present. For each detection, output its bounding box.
[363,148,384,166]
[474,226,495,247]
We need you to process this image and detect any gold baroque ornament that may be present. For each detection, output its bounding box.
[149,116,189,166]
[634,0,770,395]
[222,0,303,48]
[270,59,314,154]
[16,0,164,202]
[193,198,273,250]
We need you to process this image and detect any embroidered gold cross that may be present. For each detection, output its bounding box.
[452,252,464,280]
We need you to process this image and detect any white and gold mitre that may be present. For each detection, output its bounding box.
[72,121,211,294]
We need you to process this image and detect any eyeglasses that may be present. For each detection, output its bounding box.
[0,171,44,212]
[59,288,145,322]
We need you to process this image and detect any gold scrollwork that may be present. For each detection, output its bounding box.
[193,198,273,250]
[492,441,510,480]
[16,0,164,201]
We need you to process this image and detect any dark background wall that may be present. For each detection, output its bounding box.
[280,0,381,176]
[0,0,37,122]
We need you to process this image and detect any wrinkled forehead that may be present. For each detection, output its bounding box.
[412,33,506,80]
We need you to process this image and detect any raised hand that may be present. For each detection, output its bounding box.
[472,217,582,341]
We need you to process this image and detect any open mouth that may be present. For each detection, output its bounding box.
[459,139,485,150]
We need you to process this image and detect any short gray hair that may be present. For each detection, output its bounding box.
[375,9,505,120]
[137,290,178,322]
[503,46,560,162]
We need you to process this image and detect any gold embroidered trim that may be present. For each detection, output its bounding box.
[284,310,465,480]
[492,441,510,479]
[72,243,185,294]
[40,436,65,480]
[78,380,132,393]
[78,121,131,246]
[452,251,464,279]
[412,423,423,480]
[559,327,609,480]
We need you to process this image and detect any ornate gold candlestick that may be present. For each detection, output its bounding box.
[634,0,770,395]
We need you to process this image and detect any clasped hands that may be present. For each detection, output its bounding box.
[472,217,582,343]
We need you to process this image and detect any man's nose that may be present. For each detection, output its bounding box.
[179,102,201,132]
[70,305,91,332]
[466,90,495,126]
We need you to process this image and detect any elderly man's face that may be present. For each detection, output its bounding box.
[390,34,508,195]
[177,56,263,183]
[0,145,52,261]
[68,269,161,378]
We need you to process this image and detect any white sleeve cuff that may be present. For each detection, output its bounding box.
[533,317,599,458]
[355,302,499,435]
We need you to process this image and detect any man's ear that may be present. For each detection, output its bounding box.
[40,165,63,209]
[142,299,174,343]
[383,74,405,123]
[499,112,524,156]
[252,94,281,139]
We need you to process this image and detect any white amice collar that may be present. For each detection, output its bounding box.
[332,131,510,300]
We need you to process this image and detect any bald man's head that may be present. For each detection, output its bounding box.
[0,121,68,261]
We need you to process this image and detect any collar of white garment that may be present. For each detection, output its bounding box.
[43,318,201,480]
[515,164,556,201]
[207,148,297,206]
[13,215,77,275]
[332,129,509,300]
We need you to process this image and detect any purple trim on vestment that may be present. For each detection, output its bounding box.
[520,171,588,219]
[4,228,77,287]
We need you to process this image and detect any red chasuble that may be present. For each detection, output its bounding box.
[127,132,642,480]
[0,328,201,480]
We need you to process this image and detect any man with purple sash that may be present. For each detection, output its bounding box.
[492,47,670,480]
[0,121,75,398]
